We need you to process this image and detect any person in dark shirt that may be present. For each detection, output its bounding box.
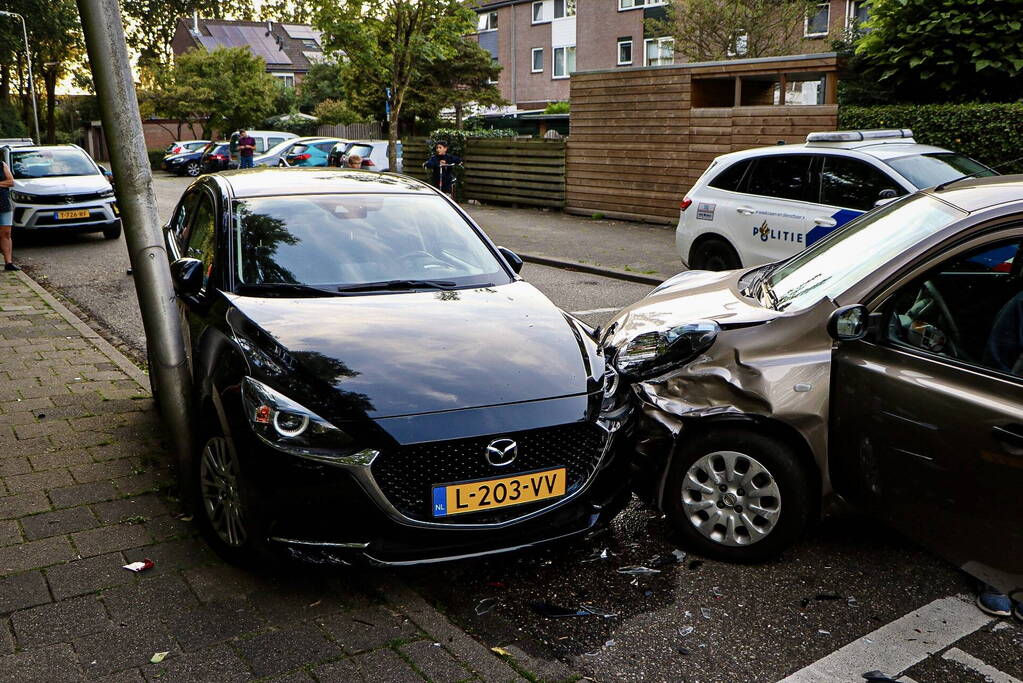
[423,141,461,195]
[237,130,256,169]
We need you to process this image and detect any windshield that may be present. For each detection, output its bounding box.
[886,153,996,189]
[764,194,964,312]
[233,194,510,290]
[11,149,98,179]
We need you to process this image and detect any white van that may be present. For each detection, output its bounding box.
[676,129,995,270]
[230,130,298,161]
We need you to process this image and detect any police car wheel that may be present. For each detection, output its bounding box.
[690,238,740,271]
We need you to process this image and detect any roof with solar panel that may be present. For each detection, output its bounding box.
[172,17,326,73]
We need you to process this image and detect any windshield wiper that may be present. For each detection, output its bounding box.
[236,282,346,297]
[335,279,459,293]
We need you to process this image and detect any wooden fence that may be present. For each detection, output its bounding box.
[401,138,566,208]
[316,122,383,139]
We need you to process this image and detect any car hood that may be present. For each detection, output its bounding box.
[14,175,110,194]
[227,281,602,419]
[604,269,777,348]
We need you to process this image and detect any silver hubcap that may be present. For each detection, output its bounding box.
[200,436,247,547]
[681,450,781,547]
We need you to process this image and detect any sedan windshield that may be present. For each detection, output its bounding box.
[764,194,965,312]
[886,153,996,189]
[233,194,510,290]
[11,149,98,179]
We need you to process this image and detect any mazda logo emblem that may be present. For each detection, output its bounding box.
[485,438,518,467]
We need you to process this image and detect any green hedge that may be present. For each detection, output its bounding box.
[840,103,1023,174]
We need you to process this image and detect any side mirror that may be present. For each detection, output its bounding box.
[827,304,869,341]
[498,246,523,274]
[170,257,205,297]
[874,188,898,208]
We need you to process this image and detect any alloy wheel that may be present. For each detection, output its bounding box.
[199,436,248,547]
[680,450,781,547]
[186,161,200,177]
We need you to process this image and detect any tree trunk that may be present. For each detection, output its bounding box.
[1,69,9,103]
[45,72,57,145]
[387,103,399,172]
[455,104,463,130]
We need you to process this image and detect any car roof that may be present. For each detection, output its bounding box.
[10,144,86,153]
[217,167,435,198]
[717,140,954,163]
[925,174,1023,213]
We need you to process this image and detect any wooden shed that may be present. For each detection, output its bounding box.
[567,53,841,224]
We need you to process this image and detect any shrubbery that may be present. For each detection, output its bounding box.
[840,103,1023,174]
[425,127,516,157]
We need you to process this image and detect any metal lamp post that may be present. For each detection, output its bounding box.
[0,10,41,144]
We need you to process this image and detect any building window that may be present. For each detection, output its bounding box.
[726,31,748,57]
[271,72,295,88]
[531,48,544,73]
[619,0,665,9]
[553,0,575,19]
[478,11,498,32]
[617,39,633,66]
[804,2,829,37]
[488,57,499,84]
[553,45,576,78]
[532,1,545,23]
[846,0,869,29]
[643,37,673,66]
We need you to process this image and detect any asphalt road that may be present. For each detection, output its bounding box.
[9,172,1019,682]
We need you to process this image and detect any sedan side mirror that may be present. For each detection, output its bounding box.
[874,188,899,208]
[827,304,869,341]
[498,246,523,274]
[170,257,205,297]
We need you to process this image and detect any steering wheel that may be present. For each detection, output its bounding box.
[922,280,963,357]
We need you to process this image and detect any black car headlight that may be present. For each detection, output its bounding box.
[241,377,358,458]
[615,321,719,380]
[10,190,42,203]
[99,188,115,199]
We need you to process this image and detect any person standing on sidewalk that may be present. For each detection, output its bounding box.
[423,141,461,196]
[0,158,16,271]
[238,130,256,169]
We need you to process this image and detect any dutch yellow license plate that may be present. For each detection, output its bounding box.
[56,209,90,220]
[432,468,566,517]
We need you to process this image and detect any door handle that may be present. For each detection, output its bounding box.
[813,217,837,227]
[736,206,756,215]
[992,424,1023,454]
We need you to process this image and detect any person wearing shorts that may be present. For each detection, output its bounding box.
[0,159,16,271]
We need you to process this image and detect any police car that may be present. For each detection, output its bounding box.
[676,129,995,270]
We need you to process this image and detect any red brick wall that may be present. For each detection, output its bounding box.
[577,1,644,71]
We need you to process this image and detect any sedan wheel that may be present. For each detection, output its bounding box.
[185,161,201,177]
[664,428,811,562]
[199,435,248,548]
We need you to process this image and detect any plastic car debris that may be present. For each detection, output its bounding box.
[617,565,661,575]
[491,647,511,656]
[580,604,618,618]
[150,652,170,664]
[582,548,612,562]
[678,626,695,637]
[710,586,723,599]
[862,671,897,682]
[475,597,501,615]
[700,607,712,619]
[649,549,687,567]
[123,558,155,573]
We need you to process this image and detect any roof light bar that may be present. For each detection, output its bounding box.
[806,129,914,143]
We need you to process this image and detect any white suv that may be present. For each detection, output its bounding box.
[3,144,121,240]
[676,129,994,270]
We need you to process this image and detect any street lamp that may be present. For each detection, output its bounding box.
[0,10,41,144]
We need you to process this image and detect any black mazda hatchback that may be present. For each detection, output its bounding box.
[159,168,632,565]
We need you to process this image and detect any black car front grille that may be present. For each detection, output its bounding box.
[17,191,110,205]
[370,422,608,525]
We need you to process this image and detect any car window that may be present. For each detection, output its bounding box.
[885,153,996,189]
[253,139,268,153]
[349,144,373,158]
[186,194,218,291]
[885,239,1023,372]
[764,194,965,312]
[268,137,285,149]
[233,194,511,289]
[745,155,814,202]
[10,148,98,179]
[289,145,309,155]
[707,159,751,192]
[314,141,336,152]
[262,139,294,157]
[172,190,201,246]
[819,156,905,211]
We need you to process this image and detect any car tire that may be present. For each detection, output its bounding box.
[662,428,811,563]
[690,238,741,271]
[185,161,201,177]
[102,222,122,240]
[193,417,269,565]
[277,159,288,168]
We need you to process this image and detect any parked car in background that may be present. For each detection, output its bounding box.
[253,137,335,168]
[282,138,344,167]
[225,130,296,164]
[328,140,402,172]
[1,143,121,239]
[159,167,632,565]
[676,129,996,271]
[165,140,210,155]
[199,142,234,173]
[608,176,1023,596]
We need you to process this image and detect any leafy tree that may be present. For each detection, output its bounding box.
[121,0,255,70]
[648,0,817,62]
[262,0,316,23]
[413,39,504,129]
[856,0,1023,102]
[296,61,346,112]
[312,99,363,125]
[315,0,479,170]
[544,101,570,114]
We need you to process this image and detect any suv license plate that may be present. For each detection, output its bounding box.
[432,467,566,517]
[56,209,90,220]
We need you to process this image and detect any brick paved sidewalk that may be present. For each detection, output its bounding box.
[0,271,532,682]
